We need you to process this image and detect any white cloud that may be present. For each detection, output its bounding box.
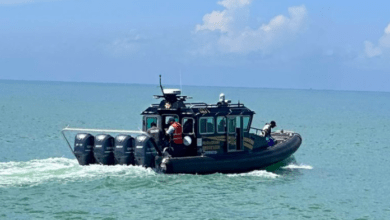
[195,10,230,33]
[195,0,252,33]
[385,24,390,34]
[106,33,144,56]
[194,1,308,54]
[364,23,390,58]
[364,41,382,58]
[218,0,252,9]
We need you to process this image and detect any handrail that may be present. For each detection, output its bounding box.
[184,102,209,105]
[61,126,76,157]
[188,103,245,107]
[61,126,148,157]
[250,127,263,131]
[250,127,263,136]
[149,102,247,108]
[62,127,147,134]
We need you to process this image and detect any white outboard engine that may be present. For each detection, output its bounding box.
[114,135,135,165]
[74,133,96,165]
[134,135,159,167]
[93,134,116,165]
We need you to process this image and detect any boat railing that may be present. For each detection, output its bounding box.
[250,127,263,136]
[150,102,210,107]
[187,103,246,108]
[150,102,246,108]
[61,126,147,157]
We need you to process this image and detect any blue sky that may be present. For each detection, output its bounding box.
[1,0,390,92]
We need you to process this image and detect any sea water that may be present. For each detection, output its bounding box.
[0,80,389,219]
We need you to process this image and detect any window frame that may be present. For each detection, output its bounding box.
[242,116,251,132]
[227,116,237,134]
[162,114,179,127]
[216,116,227,134]
[143,115,161,131]
[182,117,195,134]
[198,116,215,135]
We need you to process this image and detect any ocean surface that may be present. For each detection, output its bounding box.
[1,80,389,219]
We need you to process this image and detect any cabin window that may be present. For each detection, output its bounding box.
[146,117,158,130]
[164,115,179,124]
[228,117,236,134]
[163,115,179,129]
[236,116,242,129]
[182,118,194,134]
[217,116,227,134]
[199,117,215,134]
[243,116,251,131]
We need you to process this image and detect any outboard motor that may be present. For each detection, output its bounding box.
[114,135,135,165]
[93,134,115,165]
[74,133,95,165]
[134,135,160,167]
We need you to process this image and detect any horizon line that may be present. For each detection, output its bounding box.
[0,78,388,94]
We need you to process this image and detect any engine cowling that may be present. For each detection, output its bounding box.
[134,135,159,168]
[74,133,96,165]
[93,134,115,165]
[114,135,135,165]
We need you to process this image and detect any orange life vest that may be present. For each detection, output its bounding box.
[172,122,183,144]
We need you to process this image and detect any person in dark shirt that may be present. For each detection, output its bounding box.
[218,118,226,133]
[182,119,193,134]
[147,122,165,151]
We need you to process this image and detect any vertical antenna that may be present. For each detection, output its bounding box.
[159,75,165,97]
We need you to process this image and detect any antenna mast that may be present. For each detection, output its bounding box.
[159,75,165,97]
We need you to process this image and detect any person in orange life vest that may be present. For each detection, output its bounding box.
[166,118,183,144]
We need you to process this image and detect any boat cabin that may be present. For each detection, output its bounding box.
[141,89,260,156]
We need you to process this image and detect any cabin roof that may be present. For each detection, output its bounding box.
[141,102,255,116]
[142,89,255,116]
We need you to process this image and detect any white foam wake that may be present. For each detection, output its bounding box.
[227,170,279,178]
[281,164,313,170]
[0,157,156,187]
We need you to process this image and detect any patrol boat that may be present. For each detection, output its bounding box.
[62,76,302,174]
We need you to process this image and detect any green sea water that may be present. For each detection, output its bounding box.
[1,80,390,219]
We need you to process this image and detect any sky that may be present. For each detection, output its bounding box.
[1,0,390,92]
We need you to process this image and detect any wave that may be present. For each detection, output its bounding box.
[0,157,156,188]
[227,170,279,178]
[281,164,313,170]
[0,158,311,187]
